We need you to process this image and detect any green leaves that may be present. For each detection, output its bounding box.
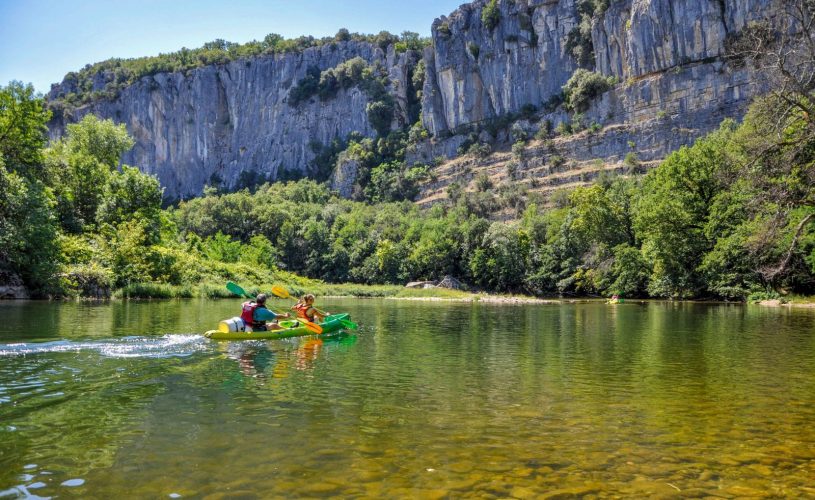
[0,82,50,179]
[481,0,501,32]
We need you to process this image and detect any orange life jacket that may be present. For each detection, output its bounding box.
[294,303,315,322]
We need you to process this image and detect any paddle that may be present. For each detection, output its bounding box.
[226,281,252,299]
[226,282,323,334]
[339,319,358,330]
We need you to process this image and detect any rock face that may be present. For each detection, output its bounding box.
[329,156,361,199]
[421,0,782,158]
[422,0,579,135]
[47,0,785,200]
[48,42,417,200]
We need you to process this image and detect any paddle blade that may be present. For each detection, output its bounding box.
[340,319,358,330]
[226,281,248,298]
[304,321,323,334]
[270,285,290,299]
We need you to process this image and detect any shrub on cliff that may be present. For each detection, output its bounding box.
[482,0,501,32]
[562,69,616,112]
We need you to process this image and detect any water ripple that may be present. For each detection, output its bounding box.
[0,334,209,359]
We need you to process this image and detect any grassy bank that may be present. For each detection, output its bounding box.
[111,281,480,300]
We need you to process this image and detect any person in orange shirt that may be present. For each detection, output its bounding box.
[291,294,327,323]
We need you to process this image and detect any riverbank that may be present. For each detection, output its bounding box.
[758,298,815,308]
[13,275,815,307]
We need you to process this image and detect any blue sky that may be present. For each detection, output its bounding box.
[0,0,464,94]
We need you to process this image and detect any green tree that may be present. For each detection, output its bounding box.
[45,115,135,231]
[97,165,163,241]
[0,156,61,294]
[481,0,501,32]
[204,232,243,263]
[634,121,737,297]
[240,234,279,270]
[0,81,51,179]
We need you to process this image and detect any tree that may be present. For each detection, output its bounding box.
[0,81,51,179]
[97,165,164,242]
[481,0,501,32]
[634,122,737,297]
[0,155,61,294]
[716,2,815,289]
[45,115,135,231]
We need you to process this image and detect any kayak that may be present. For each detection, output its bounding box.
[205,313,350,341]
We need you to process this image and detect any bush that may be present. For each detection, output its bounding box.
[468,42,481,60]
[562,69,616,112]
[61,262,113,297]
[512,141,527,160]
[367,99,395,136]
[506,161,519,180]
[475,173,494,192]
[555,121,572,135]
[510,124,528,143]
[482,0,501,32]
[467,142,492,158]
[535,120,552,139]
[624,152,640,173]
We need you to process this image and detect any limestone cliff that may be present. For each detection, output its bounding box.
[409,0,786,205]
[48,41,418,200]
[47,0,785,201]
[420,0,781,159]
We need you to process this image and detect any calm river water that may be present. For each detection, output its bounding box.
[1,299,814,498]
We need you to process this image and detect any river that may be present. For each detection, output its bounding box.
[1,299,814,498]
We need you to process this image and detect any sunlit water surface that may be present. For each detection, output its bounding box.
[1,299,814,498]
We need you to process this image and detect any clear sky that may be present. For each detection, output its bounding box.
[0,0,464,94]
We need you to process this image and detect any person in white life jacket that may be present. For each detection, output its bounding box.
[240,294,291,331]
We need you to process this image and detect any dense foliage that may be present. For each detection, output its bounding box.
[562,69,616,112]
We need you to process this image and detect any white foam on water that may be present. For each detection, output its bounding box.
[0,335,210,359]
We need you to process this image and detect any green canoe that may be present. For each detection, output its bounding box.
[205,313,350,341]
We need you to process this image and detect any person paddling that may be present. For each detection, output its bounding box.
[240,294,291,332]
[292,294,327,323]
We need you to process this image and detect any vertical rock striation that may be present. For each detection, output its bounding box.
[47,0,786,200]
[421,0,782,158]
[422,0,580,135]
[48,42,416,200]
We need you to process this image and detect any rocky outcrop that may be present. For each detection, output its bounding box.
[329,156,361,199]
[422,0,579,135]
[420,0,782,162]
[48,42,418,200]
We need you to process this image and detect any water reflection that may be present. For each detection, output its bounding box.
[0,300,813,498]
[222,342,276,378]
